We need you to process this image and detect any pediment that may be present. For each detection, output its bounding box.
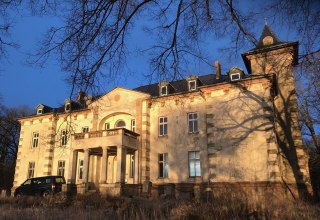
[90,87,150,109]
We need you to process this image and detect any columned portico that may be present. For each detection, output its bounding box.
[69,128,140,195]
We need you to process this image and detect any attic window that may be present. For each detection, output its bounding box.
[160,86,168,96]
[230,73,241,81]
[188,80,197,91]
[37,109,43,115]
[65,103,71,112]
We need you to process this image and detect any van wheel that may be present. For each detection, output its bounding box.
[42,191,51,197]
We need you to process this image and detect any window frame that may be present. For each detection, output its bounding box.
[131,119,136,132]
[57,160,65,177]
[159,116,168,136]
[116,120,126,128]
[79,159,84,180]
[158,153,169,178]
[28,162,35,178]
[160,86,168,96]
[130,155,135,178]
[37,109,43,115]
[188,151,201,177]
[32,132,39,148]
[230,73,241,81]
[61,130,68,146]
[65,103,71,111]
[105,122,110,130]
[188,112,199,133]
[188,80,197,91]
[82,126,89,133]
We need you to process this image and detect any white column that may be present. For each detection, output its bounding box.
[116,145,127,183]
[134,150,139,184]
[83,148,90,183]
[100,146,108,183]
[67,150,78,184]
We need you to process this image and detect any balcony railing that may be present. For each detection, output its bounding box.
[74,128,139,140]
[72,128,139,149]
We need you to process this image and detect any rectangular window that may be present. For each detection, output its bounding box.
[37,109,43,115]
[65,103,71,111]
[105,123,110,130]
[28,162,35,178]
[82,126,89,133]
[131,120,136,132]
[189,151,201,177]
[161,86,167,96]
[130,155,135,177]
[159,117,168,136]
[79,159,84,180]
[189,80,197,91]
[32,132,39,148]
[188,112,198,133]
[230,73,241,81]
[61,130,68,146]
[57,160,65,177]
[159,153,168,178]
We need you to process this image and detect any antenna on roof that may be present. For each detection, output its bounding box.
[264,18,268,25]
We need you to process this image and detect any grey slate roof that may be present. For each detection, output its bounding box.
[133,74,229,97]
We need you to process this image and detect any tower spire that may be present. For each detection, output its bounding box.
[264,18,268,25]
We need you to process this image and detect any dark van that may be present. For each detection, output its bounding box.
[14,176,66,197]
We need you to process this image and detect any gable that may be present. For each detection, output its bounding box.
[89,87,150,109]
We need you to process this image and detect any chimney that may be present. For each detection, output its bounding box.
[77,90,85,104]
[215,60,221,80]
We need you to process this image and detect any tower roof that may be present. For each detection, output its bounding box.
[256,24,282,49]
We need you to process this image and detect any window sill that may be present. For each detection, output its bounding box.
[188,131,199,134]
[158,135,168,138]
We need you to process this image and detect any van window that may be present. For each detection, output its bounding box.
[55,177,65,183]
[23,179,32,186]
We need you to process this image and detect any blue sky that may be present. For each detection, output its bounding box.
[0,4,291,110]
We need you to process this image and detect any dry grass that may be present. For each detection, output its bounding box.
[0,192,319,220]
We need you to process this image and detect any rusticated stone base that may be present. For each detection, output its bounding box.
[150,181,311,200]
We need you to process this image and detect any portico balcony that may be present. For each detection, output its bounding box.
[68,128,140,196]
[72,128,139,150]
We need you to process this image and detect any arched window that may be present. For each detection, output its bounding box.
[116,120,126,128]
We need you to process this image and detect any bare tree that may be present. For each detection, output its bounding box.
[0,0,21,61]
[0,103,31,191]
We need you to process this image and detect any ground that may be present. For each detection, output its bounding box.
[0,191,319,220]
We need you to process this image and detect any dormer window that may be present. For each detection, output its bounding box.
[37,109,43,115]
[228,67,244,82]
[65,103,71,112]
[230,73,241,81]
[161,86,168,96]
[188,80,197,91]
[186,75,201,92]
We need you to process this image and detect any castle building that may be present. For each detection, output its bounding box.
[14,26,310,198]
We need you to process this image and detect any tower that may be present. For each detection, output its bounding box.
[242,25,310,198]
